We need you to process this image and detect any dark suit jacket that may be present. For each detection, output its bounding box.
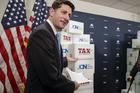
[24,22,75,93]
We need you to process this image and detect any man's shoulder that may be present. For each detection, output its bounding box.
[31,22,52,35]
[30,22,55,39]
[35,22,50,31]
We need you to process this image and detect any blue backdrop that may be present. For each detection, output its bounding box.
[71,11,140,93]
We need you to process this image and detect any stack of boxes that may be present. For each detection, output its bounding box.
[60,20,95,93]
[122,31,140,93]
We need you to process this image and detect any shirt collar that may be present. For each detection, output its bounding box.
[47,19,57,35]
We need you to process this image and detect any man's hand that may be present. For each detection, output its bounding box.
[74,81,80,90]
[127,76,132,82]
[66,55,78,62]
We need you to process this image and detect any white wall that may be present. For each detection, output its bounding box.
[0,0,140,26]
[0,0,8,35]
[47,0,140,22]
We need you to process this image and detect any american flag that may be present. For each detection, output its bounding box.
[24,0,48,46]
[0,0,28,93]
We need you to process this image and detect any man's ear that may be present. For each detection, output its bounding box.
[49,8,54,17]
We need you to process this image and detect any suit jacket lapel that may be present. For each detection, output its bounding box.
[44,22,62,65]
[44,22,60,53]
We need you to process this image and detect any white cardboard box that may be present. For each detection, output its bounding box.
[60,31,72,44]
[137,30,140,39]
[127,48,139,61]
[61,44,71,57]
[121,89,135,93]
[68,59,94,80]
[127,64,136,73]
[69,44,95,59]
[63,69,94,93]
[64,20,84,34]
[135,74,140,86]
[72,34,90,44]
[127,48,139,72]
[132,39,140,48]
[126,82,136,91]
[74,82,93,93]
[136,83,140,93]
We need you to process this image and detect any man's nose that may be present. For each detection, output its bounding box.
[64,14,70,20]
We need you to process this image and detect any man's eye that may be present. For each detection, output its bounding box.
[69,14,72,18]
[62,11,66,14]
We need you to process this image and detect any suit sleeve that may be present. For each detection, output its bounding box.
[130,50,140,77]
[27,30,75,92]
[60,47,68,68]
[130,64,138,78]
[63,57,68,67]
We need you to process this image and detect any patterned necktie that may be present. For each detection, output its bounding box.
[56,32,61,52]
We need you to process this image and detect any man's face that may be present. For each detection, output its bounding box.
[50,4,72,31]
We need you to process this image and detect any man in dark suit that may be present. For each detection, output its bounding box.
[127,50,140,82]
[24,0,80,93]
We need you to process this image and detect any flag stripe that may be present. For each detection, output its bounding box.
[17,26,27,62]
[19,26,26,41]
[30,16,34,23]
[5,28,26,85]
[0,81,5,93]
[0,37,20,93]
[0,0,48,92]
[0,54,14,93]
[0,68,7,93]
[15,26,27,79]
[24,15,33,44]
[1,29,23,93]
[1,0,29,92]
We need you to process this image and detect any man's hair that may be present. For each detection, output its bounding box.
[52,0,75,12]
